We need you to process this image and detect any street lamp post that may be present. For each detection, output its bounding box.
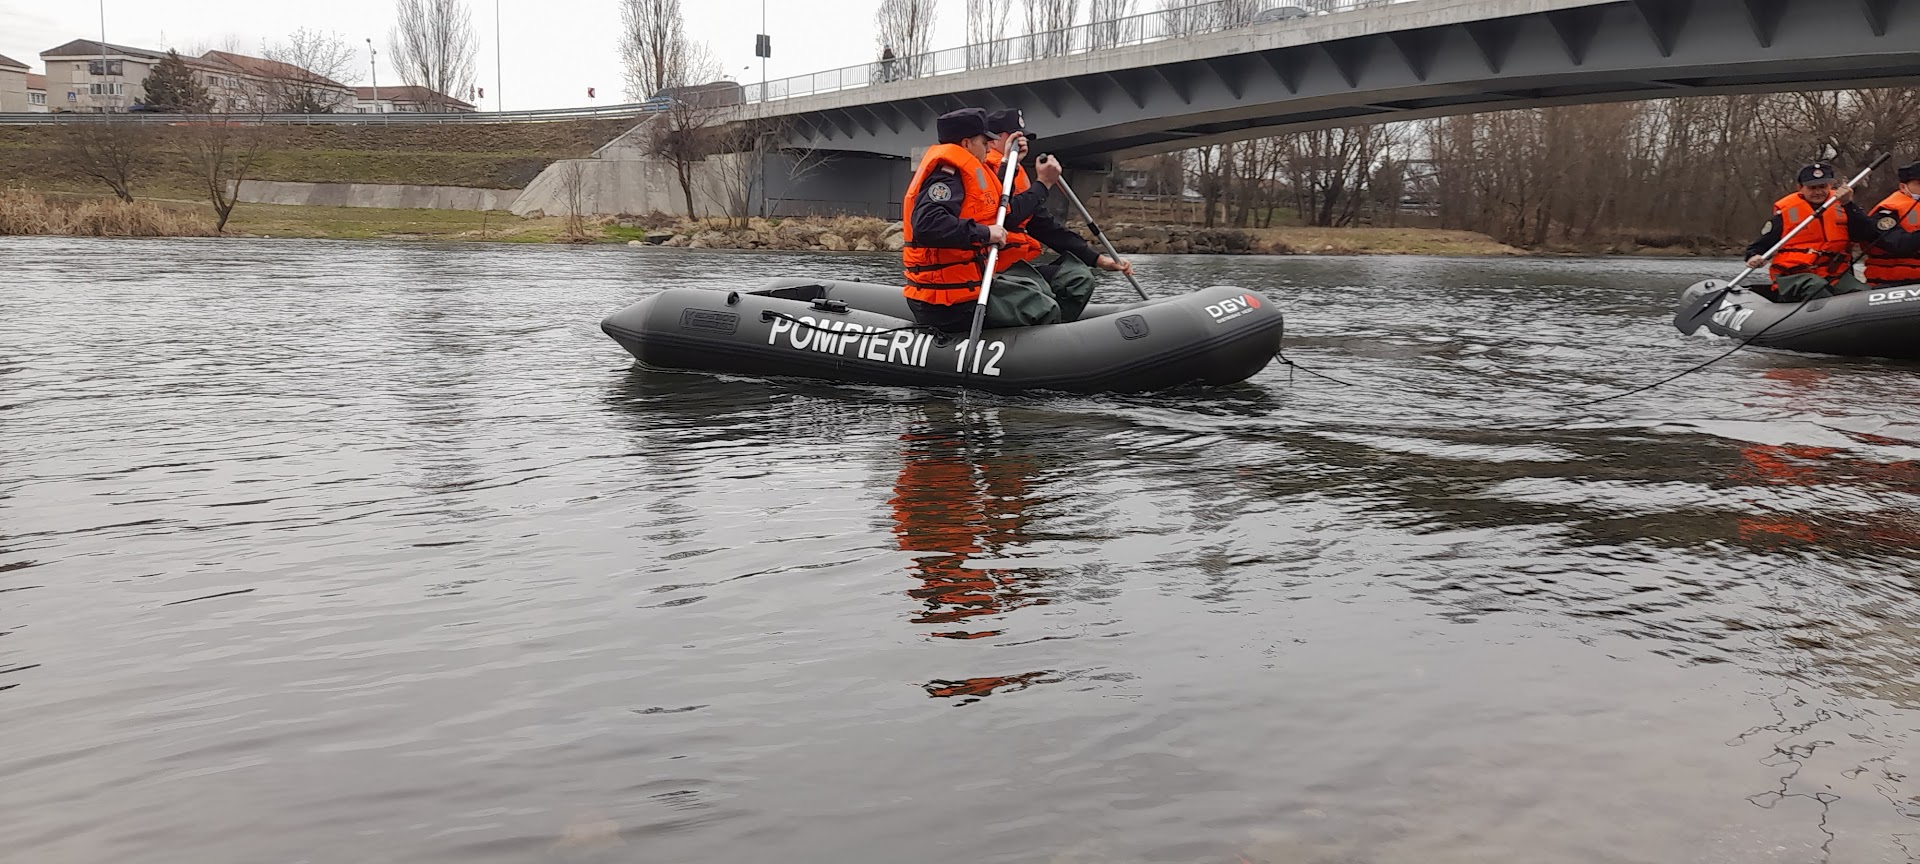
[503,0,510,111]
[366,38,379,115]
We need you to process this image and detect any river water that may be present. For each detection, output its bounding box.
[5,237,1920,863]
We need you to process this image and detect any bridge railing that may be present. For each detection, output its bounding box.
[743,0,1402,104]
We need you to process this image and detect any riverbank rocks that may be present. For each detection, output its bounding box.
[618,215,1289,255]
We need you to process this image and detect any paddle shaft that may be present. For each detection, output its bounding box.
[1728,155,1889,289]
[1054,177,1149,302]
[963,137,1029,380]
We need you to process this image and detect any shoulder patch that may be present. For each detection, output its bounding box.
[927,182,953,202]
[1764,219,1775,234]
[1880,215,1900,232]
[935,166,959,176]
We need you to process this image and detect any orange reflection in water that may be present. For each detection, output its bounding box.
[888,419,1047,640]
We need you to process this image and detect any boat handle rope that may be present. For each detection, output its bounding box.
[1574,238,1889,410]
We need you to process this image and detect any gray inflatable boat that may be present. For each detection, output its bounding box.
[600,278,1284,393]
[1675,279,1920,358]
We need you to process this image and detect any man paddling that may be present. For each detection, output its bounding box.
[1744,162,1879,302]
[1864,161,1920,288]
[981,109,1133,326]
[901,108,1072,332]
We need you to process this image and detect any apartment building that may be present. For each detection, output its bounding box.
[38,39,354,113]
[0,54,28,112]
[39,40,160,112]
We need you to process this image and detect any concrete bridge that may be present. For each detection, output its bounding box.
[704,0,1920,215]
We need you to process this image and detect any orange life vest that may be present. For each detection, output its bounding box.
[982,150,1045,269]
[1865,189,1920,286]
[902,144,1000,306]
[1770,192,1853,283]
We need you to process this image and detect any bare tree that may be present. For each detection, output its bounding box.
[875,0,938,78]
[1024,0,1080,58]
[649,44,724,218]
[1216,0,1261,26]
[185,115,272,232]
[560,160,590,240]
[620,0,694,101]
[967,0,1015,67]
[60,120,150,203]
[390,0,477,110]
[1089,0,1137,49]
[260,28,359,113]
[1160,0,1209,36]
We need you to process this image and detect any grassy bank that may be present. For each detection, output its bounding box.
[0,118,634,196]
[1255,226,1525,256]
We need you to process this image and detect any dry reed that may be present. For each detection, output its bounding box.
[0,189,216,237]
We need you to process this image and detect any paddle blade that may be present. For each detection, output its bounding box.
[1674,282,1732,335]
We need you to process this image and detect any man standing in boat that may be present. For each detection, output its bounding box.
[901,108,1130,332]
[1745,162,1879,302]
[1863,162,1920,289]
[981,109,1134,325]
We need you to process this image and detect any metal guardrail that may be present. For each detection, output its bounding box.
[0,1,1406,126]
[0,99,670,126]
[741,0,1404,104]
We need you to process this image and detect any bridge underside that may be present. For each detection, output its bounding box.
[760,0,1920,167]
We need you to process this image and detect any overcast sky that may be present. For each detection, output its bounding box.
[0,0,970,109]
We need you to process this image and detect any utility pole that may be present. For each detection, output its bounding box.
[495,0,503,111]
[754,0,770,102]
[755,0,772,215]
[99,0,109,112]
[366,39,380,114]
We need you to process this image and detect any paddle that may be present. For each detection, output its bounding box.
[1053,172,1150,302]
[962,135,1030,382]
[1676,152,1889,335]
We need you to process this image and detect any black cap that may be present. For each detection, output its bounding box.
[936,108,989,145]
[1798,162,1837,186]
[986,109,1039,142]
[1899,161,1920,183]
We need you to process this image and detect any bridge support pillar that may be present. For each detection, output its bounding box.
[760,151,911,219]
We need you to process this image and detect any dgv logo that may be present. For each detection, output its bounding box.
[1205,294,1262,324]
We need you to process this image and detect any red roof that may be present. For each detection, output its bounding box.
[352,85,475,110]
[200,50,351,90]
[26,73,45,90]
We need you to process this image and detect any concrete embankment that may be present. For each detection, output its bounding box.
[235,181,521,211]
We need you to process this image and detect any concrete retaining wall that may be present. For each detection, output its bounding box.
[511,156,738,218]
[235,180,520,211]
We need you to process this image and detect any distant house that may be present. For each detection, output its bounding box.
[38,38,355,113]
[0,54,30,113]
[26,73,47,111]
[351,85,475,113]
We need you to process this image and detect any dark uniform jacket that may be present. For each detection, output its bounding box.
[909,166,1102,266]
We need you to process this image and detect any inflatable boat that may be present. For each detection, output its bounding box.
[600,278,1284,393]
[1674,279,1920,359]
